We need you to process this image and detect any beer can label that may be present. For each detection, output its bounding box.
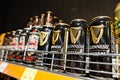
[67,45,84,53]
[39,31,50,46]
[19,36,25,50]
[51,45,63,52]
[68,27,84,53]
[12,36,19,50]
[89,18,112,78]
[89,24,110,53]
[51,30,63,52]
[27,34,39,50]
[89,45,110,53]
[67,26,85,74]
[39,27,53,51]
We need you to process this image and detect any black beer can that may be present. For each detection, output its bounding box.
[24,26,41,65]
[39,25,53,66]
[8,29,22,61]
[15,28,31,62]
[66,19,88,75]
[39,26,53,51]
[51,23,69,70]
[89,16,113,78]
[40,11,54,51]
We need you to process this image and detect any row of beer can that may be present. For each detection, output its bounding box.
[0,11,118,79]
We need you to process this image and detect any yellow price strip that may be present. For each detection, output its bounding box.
[0,62,8,72]
[20,67,38,80]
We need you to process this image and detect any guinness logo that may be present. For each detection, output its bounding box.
[39,31,50,46]
[0,33,5,46]
[70,27,82,44]
[90,24,105,44]
[27,52,34,56]
[52,30,61,45]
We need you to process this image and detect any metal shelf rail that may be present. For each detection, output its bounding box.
[0,46,119,80]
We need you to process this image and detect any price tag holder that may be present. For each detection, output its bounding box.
[20,67,38,80]
[0,62,8,72]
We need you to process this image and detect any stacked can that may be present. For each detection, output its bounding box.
[51,23,69,70]
[8,29,23,61]
[66,19,88,75]
[89,16,115,78]
[39,11,54,67]
[24,16,41,65]
[15,28,31,62]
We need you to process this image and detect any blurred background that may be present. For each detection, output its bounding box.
[0,0,119,33]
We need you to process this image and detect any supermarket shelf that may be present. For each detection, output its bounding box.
[0,61,85,80]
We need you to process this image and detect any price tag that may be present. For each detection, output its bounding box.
[20,68,38,80]
[0,62,8,72]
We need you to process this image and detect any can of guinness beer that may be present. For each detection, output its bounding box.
[89,16,113,78]
[39,28,53,51]
[39,11,54,67]
[8,29,22,61]
[51,23,69,70]
[39,24,53,66]
[66,19,88,75]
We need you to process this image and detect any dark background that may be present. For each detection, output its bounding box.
[0,0,120,33]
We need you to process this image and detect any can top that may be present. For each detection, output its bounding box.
[56,23,70,27]
[35,16,39,18]
[59,20,64,23]
[71,19,87,23]
[16,29,23,35]
[54,23,69,30]
[45,11,54,17]
[46,11,53,14]
[39,14,45,20]
[70,19,88,27]
[90,16,112,26]
[92,16,111,21]
[23,28,31,33]
[6,32,11,34]
[24,27,31,30]
[17,29,23,32]
[41,14,45,16]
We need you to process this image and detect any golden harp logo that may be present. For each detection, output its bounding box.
[39,31,50,46]
[90,24,105,44]
[0,33,5,46]
[27,52,34,56]
[52,30,61,45]
[70,27,82,44]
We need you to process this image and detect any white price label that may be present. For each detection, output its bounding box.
[20,68,38,80]
[0,62,8,72]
